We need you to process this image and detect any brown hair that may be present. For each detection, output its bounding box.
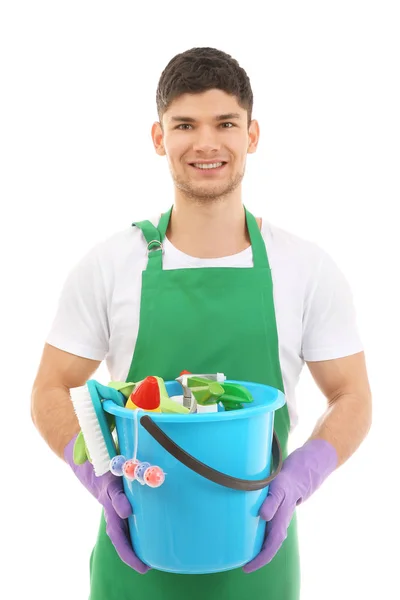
[156,47,253,126]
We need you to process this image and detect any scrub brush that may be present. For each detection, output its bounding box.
[70,380,125,476]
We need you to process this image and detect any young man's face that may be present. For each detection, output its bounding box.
[152,89,259,202]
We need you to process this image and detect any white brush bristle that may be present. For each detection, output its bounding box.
[70,384,111,476]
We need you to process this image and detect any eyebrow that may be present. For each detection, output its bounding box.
[170,112,242,123]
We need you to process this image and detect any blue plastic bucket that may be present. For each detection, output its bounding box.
[103,379,285,574]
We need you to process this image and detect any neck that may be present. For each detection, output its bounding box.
[165,192,260,259]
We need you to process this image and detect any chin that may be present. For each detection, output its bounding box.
[173,169,244,200]
[178,184,233,202]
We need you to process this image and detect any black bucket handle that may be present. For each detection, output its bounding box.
[140,415,283,492]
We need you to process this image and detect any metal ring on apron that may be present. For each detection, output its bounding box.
[147,239,163,253]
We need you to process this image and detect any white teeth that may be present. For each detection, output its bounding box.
[192,162,224,169]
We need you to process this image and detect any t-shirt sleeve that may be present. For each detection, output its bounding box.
[301,250,364,361]
[46,248,109,361]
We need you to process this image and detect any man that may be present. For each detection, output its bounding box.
[31,47,372,600]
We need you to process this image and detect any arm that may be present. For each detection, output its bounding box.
[307,350,372,467]
[244,250,371,573]
[31,343,149,573]
[31,343,101,459]
[244,351,372,573]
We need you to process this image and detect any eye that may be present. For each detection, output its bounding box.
[176,124,193,130]
[221,122,234,128]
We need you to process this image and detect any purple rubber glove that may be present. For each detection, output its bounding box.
[64,436,149,574]
[243,438,338,573]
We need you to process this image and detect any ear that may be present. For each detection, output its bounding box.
[151,122,166,156]
[247,119,260,154]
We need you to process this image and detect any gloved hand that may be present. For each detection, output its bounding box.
[64,435,149,574]
[243,438,337,573]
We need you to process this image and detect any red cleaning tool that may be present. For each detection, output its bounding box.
[126,376,161,412]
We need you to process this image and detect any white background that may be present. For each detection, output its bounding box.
[1,1,399,598]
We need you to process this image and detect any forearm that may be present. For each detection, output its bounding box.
[31,384,79,460]
[31,344,101,459]
[309,391,372,467]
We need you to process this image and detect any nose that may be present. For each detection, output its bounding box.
[192,125,221,154]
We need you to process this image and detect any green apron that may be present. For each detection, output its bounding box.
[89,207,300,599]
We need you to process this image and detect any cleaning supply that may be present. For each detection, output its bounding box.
[125,376,162,412]
[134,461,151,485]
[218,381,254,411]
[175,371,226,413]
[186,376,225,406]
[108,378,189,414]
[101,378,285,574]
[109,375,186,489]
[109,454,127,476]
[115,455,165,488]
[108,381,136,399]
[143,465,166,488]
[183,374,255,412]
[122,458,141,481]
[154,376,190,414]
[73,430,92,465]
[111,393,166,489]
[175,370,196,411]
[70,380,125,476]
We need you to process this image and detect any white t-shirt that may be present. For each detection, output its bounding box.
[46,217,363,429]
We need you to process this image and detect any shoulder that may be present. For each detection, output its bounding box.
[260,219,326,276]
[258,219,351,308]
[83,215,160,268]
[60,216,160,296]
[99,215,159,253]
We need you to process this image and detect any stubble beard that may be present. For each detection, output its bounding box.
[172,169,245,204]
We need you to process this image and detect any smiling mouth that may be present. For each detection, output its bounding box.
[189,161,227,171]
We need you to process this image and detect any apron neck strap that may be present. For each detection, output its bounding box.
[131,208,173,270]
[157,207,173,239]
[133,205,270,270]
[244,207,270,269]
